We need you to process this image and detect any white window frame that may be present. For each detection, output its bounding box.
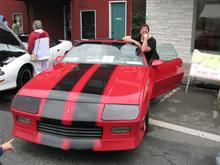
[109,1,127,38]
[12,12,23,34]
[63,5,69,40]
[80,10,96,40]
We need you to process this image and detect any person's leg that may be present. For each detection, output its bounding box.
[41,60,49,71]
[33,61,42,75]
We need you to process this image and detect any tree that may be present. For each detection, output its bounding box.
[132,11,146,37]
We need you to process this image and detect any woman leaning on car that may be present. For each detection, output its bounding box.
[123,23,159,64]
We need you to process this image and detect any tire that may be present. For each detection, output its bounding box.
[145,106,150,134]
[17,66,32,89]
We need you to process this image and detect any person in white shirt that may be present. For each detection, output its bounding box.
[28,20,50,75]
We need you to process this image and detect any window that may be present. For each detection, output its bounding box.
[0,23,26,66]
[195,0,220,52]
[12,13,23,34]
[80,10,96,39]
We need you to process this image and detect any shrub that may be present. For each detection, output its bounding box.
[132,11,146,37]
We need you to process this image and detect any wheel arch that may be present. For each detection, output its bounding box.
[16,63,34,88]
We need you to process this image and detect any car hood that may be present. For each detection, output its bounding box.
[0,22,26,51]
[0,22,27,65]
[19,63,148,104]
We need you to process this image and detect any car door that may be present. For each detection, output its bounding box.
[149,43,184,98]
[150,58,184,99]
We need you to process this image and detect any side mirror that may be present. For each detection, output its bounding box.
[55,56,63,63]
[151,59,165,67]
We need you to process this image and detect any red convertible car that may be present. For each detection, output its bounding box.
[11,40,184,151]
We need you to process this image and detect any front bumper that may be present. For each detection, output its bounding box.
[0,75,16,91]
[12,111,146,151]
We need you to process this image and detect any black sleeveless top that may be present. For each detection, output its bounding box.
[132,35,159,64]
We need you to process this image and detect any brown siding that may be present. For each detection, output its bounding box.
[71,0,132,41]
[0,0,132,41]
[133,0,145,12]
[126,0,132,35]
[0,0,28,33]
[72,0,80,41]
[29,0,65,39]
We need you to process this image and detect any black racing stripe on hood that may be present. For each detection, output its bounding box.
[80,64,116,95]
[73,64,116,125]
[52,64,92,92]
[41,64,92,121]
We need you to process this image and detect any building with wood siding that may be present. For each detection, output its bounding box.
[0,0,132,42]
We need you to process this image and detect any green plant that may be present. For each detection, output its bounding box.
[132,11,146,37]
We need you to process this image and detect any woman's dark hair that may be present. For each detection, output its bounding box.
[139,23,150,32]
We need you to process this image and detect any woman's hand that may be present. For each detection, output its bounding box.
[123,36,141,47]
[143,33,149,39]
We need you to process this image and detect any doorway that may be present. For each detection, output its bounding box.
[64,5,71,40]
[109,1,126,39]
[80,10,96,39]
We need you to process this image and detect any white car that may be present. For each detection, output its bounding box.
[0,20,72,91]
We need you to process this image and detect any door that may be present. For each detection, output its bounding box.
[63,5,71,40]
[110,2,126,39]
[80,10,96,39]
[150,59,184,98]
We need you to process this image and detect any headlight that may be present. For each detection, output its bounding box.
[12,95,41,114]
[102,104,139,120]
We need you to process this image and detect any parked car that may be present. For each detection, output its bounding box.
[18,33,72,66]
[11,39,184,151]
[0,20,72,91]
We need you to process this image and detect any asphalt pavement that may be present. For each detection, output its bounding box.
[150,61,220,165]
[150,85,220,136]
[150,62,220,136]
[0,62,220,164]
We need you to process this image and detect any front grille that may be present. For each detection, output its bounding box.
[37,120,103,138]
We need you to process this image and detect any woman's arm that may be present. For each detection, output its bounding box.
[141,33,151,53]
[122,36,141,47]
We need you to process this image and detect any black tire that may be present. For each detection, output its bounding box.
[145,106,150,134]
[17,66,32,89]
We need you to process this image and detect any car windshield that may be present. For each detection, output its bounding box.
[62,42,145,66]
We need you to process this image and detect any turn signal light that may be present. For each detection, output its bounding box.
[112,126,131,134]
[16,116,31,124]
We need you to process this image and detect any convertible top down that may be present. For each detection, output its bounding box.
[11,39,184,151]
